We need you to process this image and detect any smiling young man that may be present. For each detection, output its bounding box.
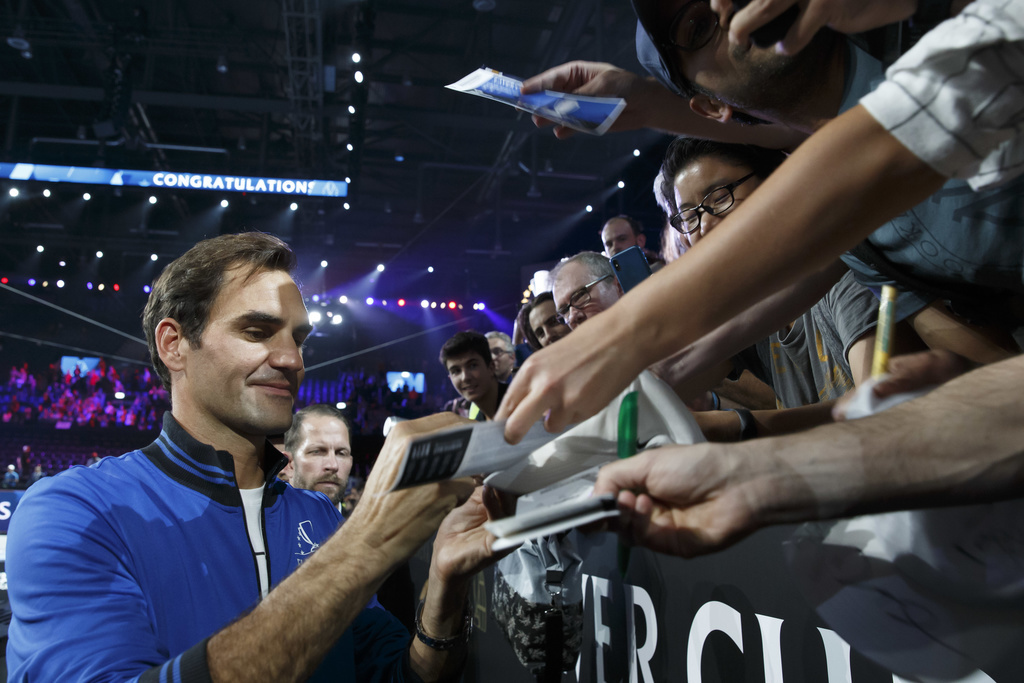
[441,331,505,421]
[7,233,502,682]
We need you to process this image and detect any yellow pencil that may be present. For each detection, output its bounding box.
[871,285,898,378]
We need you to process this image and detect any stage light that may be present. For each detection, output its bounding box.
[27,278,36,286]
[449,301,456,309]
[83,192,91,200]
[458,304,463,309]
[41,281,48,287]
[290,202,298,211]
[354,70,364,83]
[617,181,625,189]
[113,283,120,291]
[339,295,348,304]
[320,260,328,268]
[440,303,446,309]
[9,188,18,197]
[97,284,105,291]
[478,302,486,310]
[143,285,151,294]
[381,300,387,307]
[148,196,157,204]
[420,300,429,308]
[395,153,404,162]
[56,280,64,288]
[585,205,593,213]
[86,282,93,290]
[397,299,406,307]
[366,297,374,305]
[150,254,158,261]
[427,266,434,273]
[348,105,356,115]
[352,52,361,63]
[633,149,640,157]
[345,176,351,184]
[114,391,126,400]
[346,143,354,151]
[220,199,229,208]
[376,264,385,272]
[59,260,66,267]
[308,311,322,324]
[331,314,342,325]
[96,251,103,258]
[42,189,50,197]
[343,202,350,210]
[0,277,6,284]
[36,245,43,253]
[430,302,436,309]
[312,294,320,302]
[336,401,347,410]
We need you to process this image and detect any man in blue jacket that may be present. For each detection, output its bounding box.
[7,232,497,682]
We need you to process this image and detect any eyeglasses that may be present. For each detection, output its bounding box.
[661,0,720,53]
[490,347,511,358]
[670,172,756,234]
[555,274,613,324]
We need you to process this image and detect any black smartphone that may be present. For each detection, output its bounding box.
[731,0,799,48]
[610,246,652,293]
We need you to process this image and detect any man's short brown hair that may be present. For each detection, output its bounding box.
[142,232,297,391]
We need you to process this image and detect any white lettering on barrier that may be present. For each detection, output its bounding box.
[591,575,613,683]
[756,614,785,683]
[819,627,853,683]
[688,600,744,683]
[625,584,657,683]
[153,173,165,186]
[0,501,11,520]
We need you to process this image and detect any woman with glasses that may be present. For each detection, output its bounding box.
[658,136,921,420]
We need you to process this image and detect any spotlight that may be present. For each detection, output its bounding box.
[345,176,352,184]
[96,251,104,258]
[42,189,50,197]
[220,199,229,208]
[41,281,48,287]
[97,283,104,291]
[0,277,6,284]
[381,300,387,307]
[633,149,640,157]
[354,70,364,83]
[308,311,323,324]
[83,192,91,200]
[148,196,157,204]
[150,254,158,261]
[114,391,126,400]
[430,302,436,309]
[337,401,347,410]
[458,304,463,310]
[339,295,348,304]
[216,54,228,74]
[366,297,374,305]
[420,300,429,308]
[320,260,328,268]
[617,181,625,189]
[9,188,18,197]
[346,143,354,151]
[56,280,64,288]
[112,283,120,291]
[448,301,456,309]
[59,261,65,267]
[312,294,320,303]
[331,314,342,325]
[397,299,406,307]
[427,266,434,273]
[143,285,151,294]
[348,105,356,115]
[343,202,350,210]
[478,302,486,310]
[352,52,361,63]
[440,303,446,309]
[394,152,404,162]
[376,264,385,272]
[585,205,593,213]
[290,202,298,211]
[86,282,93,290]
[36,245,43,253]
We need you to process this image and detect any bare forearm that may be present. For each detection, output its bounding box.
[409,573,472,681]
[743,355,1024,526]
[620,106,947,374]
[208,528,391,682]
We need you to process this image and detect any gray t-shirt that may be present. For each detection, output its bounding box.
[740,271,879,408]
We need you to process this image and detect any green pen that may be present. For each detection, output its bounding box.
[617,391,638,576]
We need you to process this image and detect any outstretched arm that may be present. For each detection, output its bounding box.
[497,105,946,443]
[594,352,1024,558]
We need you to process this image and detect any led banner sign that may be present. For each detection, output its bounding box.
[0,163,348,198]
